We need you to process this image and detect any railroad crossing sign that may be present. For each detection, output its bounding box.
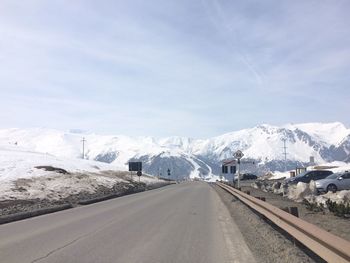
[234,150,244,159]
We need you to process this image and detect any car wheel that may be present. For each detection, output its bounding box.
[327,184,337,193]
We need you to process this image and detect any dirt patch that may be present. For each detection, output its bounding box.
[213,184,324,263]
[34,166,69,174]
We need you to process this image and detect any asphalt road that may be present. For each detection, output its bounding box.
[0,182,256,263]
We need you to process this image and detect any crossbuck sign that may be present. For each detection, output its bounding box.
[234,150,244,160]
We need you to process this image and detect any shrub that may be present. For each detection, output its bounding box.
[326,199,350,218]
[302,199,324,212]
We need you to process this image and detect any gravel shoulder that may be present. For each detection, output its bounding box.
[212,184,324,263]
[238,181,350,242]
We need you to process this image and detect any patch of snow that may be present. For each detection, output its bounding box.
[269,171,291,180]
[0,173,125,201]
[187,157,201,180]
[313,190,350,205]
[287,181,317,202]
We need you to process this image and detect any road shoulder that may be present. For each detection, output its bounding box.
[211,185,257,263]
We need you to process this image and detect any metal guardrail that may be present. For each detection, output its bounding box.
[216,182,350,263]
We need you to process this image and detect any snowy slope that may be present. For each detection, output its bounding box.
[0,144,168,200]
[0,144,124,200]
[194,122,350,163]
[284,122,350,146]
[0,129,216,180]
[0,144,124,181]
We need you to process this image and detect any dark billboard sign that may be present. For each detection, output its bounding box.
[128,162,142,172]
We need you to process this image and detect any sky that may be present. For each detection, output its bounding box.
[0,0,349,138]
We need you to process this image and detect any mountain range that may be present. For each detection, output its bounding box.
[0,122,349,180]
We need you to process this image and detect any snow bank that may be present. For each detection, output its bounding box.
[0,145,166,201]
[269,171,290,180]
[287,181,317,202]
[0,145,126,182]
[0,173,126,200]
[311,190,350,205]
[135,174,167,184]
[266,180,350,206]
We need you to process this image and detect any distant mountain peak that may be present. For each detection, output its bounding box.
[0,122,349,179]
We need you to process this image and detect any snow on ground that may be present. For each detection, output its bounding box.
[0,145,125,181]
[186,155,205,180]
[287,181,350,205]
[268,171,290,180]
[310,161,350,173]
[287,182,318,202]
[0,173,122,201]
[133,173,166,184]
[313,190,350,205]
[0,145,163,201]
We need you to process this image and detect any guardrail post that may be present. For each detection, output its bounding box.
[290,207,299,218]
[280,207,299,218]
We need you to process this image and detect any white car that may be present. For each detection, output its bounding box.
[314,171,350,193]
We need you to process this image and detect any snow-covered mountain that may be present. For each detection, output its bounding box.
[0,122,349,180]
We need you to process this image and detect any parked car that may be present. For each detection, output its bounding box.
[315,171,350,193]
[234,173,257,181]
[286,170,333,184]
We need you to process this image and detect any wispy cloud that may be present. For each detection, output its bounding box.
[0,0,349,137]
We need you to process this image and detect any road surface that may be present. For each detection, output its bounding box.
[0,182,256,263]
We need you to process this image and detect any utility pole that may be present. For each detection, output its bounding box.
[281,138,288,172]
[81,137,86,159]
[237,158,241,188]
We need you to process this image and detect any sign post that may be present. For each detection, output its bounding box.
[128,162,142,181]
[234,150,244,189]
[137,170,142,182]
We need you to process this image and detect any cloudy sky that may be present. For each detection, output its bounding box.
[0,0,349,137]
